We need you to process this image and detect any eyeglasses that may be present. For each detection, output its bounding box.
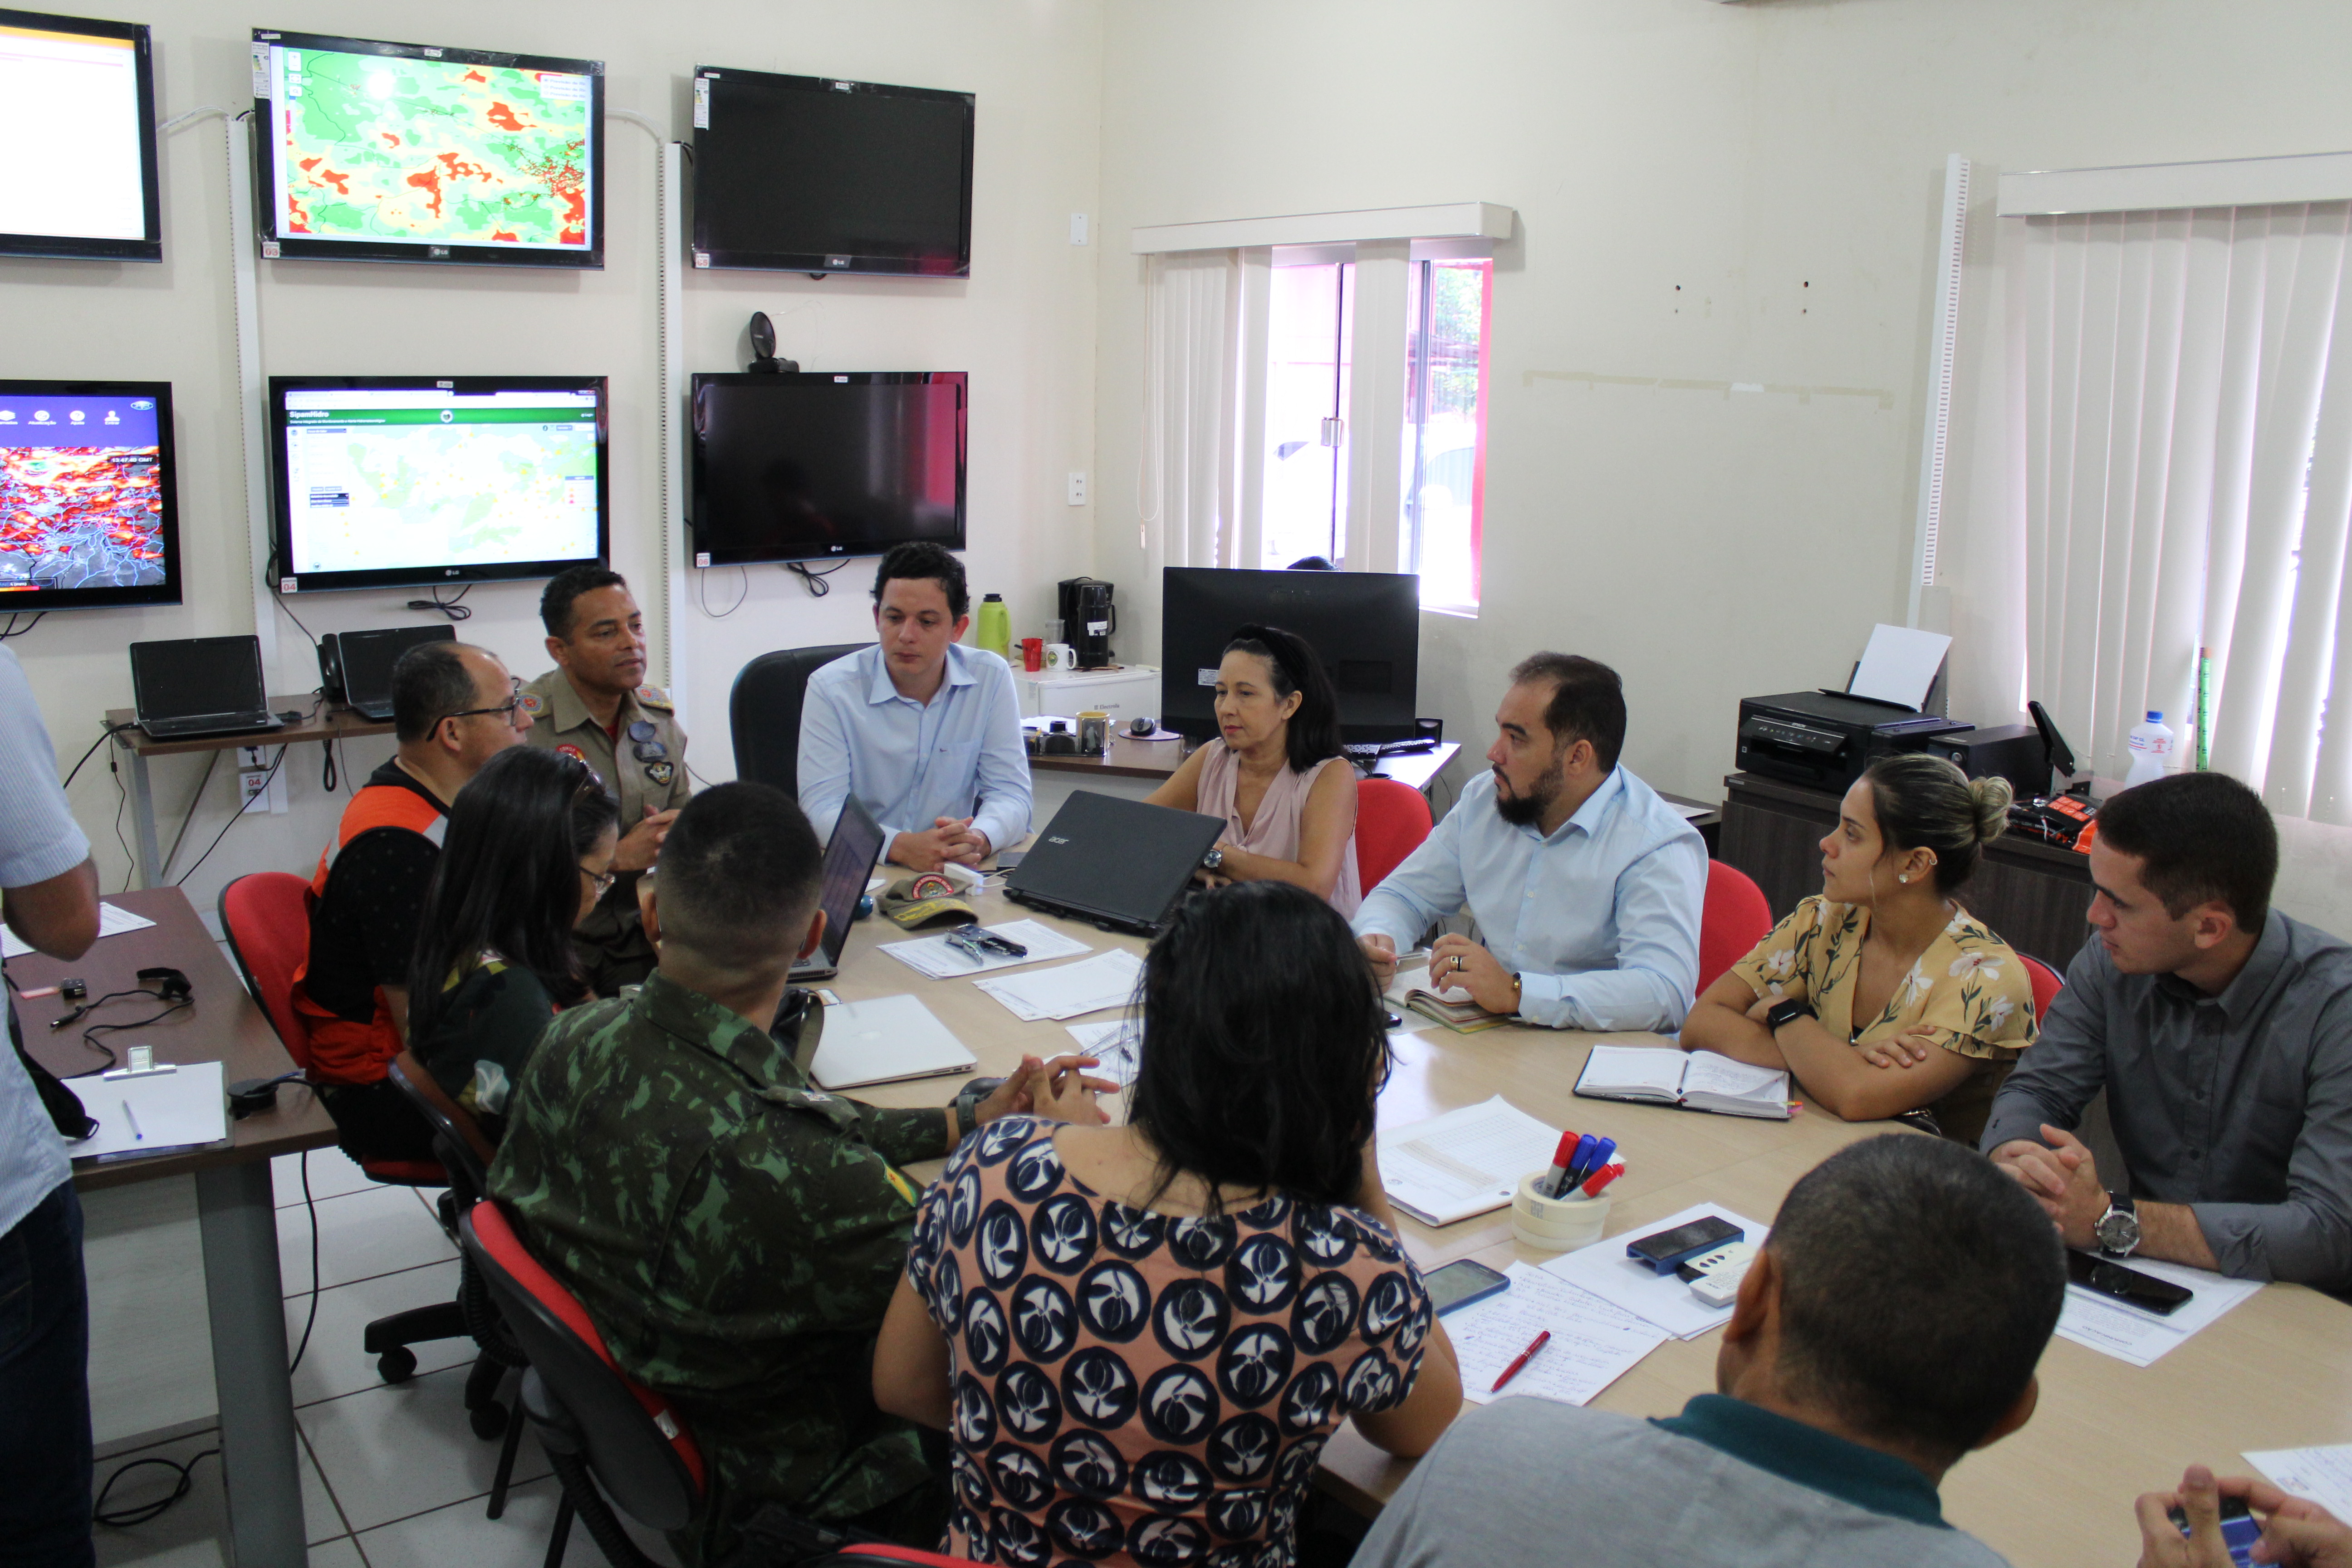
[442,677,526,729]
[579,865,617,898]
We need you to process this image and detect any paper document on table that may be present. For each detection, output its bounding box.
[1064,1019,1141,1086]
[1669,803,1712,821]
[2244,1446,2352,1521]
[2,900,157,960]
[1447,1262,1671,1406]
[1542,1202,1772,1339]
[1849,622,1951,710]
[68,1060,227,1162]
[1376,1095,1560,1226]
[2053,1255,2263,1366]
[880,920,1093,980]
[975,948,1145,1021]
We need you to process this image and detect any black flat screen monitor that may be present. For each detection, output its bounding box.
[691,67,973,277]
[0,9,160,260]
[689,372,966,566]
[0,380,181,609]
[250,29,603,269]
[267,376,608,593]
[1161,567,1421,745]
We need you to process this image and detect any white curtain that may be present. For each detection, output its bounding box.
[1999,201,2352,822]
[1140,250,1241,573]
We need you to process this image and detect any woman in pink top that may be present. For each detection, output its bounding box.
[1145,623,1362,916]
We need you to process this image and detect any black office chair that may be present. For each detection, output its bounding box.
[729,644,863,796]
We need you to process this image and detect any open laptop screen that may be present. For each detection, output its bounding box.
[130,635,266,720]
[813,794,886,966]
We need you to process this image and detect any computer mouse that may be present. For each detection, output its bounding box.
[1128,716,1156,737]
[855,894,876,921]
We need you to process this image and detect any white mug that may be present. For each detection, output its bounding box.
[1044,642,1077,671]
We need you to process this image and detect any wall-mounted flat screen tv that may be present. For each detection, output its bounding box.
[691,68,973,277]
[267,376,608,593]
[250,29,602,268]
[0,9,161,260]
[0,380,181,609]
[689,372,967,566]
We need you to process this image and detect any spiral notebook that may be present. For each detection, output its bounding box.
[1573,1045,1791,1120]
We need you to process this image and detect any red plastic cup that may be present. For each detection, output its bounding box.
[1021,637,1044,672]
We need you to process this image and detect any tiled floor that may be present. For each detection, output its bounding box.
[90,1146,679,1568]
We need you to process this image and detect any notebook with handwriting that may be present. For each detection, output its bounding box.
[1573,1045,1791,1120]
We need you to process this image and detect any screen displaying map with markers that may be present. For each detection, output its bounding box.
[262,39,593,253]
[0,393,168,593]
[277,387,601,578]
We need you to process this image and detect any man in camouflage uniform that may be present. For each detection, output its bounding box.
[489,781,1072,1566]
[521,565,689,994]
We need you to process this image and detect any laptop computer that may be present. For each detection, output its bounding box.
[324,625,456,720]
[807,993,977,1091]
[128,636,284,741]
[790,794,887,982]
[1004,790,1225,935]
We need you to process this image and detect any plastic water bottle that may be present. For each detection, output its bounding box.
[2125,711,2174,786]
[975,593,1011,661]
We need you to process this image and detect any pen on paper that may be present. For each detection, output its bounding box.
[122,1100,144,1142]
[1490,1329,1550,1392]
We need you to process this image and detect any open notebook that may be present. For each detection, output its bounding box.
[1574,1045,1792,1120]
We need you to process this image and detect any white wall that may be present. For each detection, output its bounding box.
[1092,0,2352,926]
[5,0,1102,919]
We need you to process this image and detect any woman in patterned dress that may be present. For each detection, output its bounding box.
[1681,753,2038,1142]
[874,881,1463,1567]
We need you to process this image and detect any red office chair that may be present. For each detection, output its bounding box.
[1355,778,1435,892]
[2020,953,2065,1023]
[1698,860,1774,993]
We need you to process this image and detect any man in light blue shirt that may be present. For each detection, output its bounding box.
[0,644,103,1567]
[1354,653,1705,1033]
[799,542,1032,872]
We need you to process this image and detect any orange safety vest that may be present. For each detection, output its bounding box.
[291,784,447,1085]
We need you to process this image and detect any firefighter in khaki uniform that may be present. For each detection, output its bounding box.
[521,567,691,994]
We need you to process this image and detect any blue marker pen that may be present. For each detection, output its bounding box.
[1563,1132,1598,1188]
[1579,1136,1617,1187]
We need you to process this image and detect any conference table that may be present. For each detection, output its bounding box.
[831,877,2352,1568]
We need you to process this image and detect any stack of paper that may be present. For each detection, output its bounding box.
[1446,1262,1671,1406]
[2054,1255,2263,1366]
[975,949,1145,1022]
[879,920,1092,980]
[69,1061,228,1162]
[1540,1202,1771,1339]
[1376,1095,1561,1226]
[3,900,156,960]
[2244,1446,2352,1520]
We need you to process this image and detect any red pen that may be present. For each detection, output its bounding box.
[1580,1162,1626,1199]
[1489,1329,1550,1393]
[1537,1130,1580,1197]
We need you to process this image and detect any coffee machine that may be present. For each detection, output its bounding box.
[1057,577,1116,669]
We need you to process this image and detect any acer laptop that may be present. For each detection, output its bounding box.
[323,625,456,720]
[129,636,284,741]
[1005,790,1225,935]
[791,794,887,983]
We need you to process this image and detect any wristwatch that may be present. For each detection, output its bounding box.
[1201,848,1224,872]
[2094,1191,2142,1257]
[1763,997,1818,1033]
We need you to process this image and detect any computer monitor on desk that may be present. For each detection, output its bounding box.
[1159,567,1421,745]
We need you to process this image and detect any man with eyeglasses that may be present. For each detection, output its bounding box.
[521,566,692,994]
[294,640,531,1161]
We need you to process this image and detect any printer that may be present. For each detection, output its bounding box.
[1735,692,1973,794]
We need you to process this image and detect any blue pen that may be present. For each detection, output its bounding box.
[1578,1136,1617,1187]
[1563,1132,1598,1188]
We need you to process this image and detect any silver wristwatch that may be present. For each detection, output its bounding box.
[1201,848,1224,872]
[2093,1191,2141,1257]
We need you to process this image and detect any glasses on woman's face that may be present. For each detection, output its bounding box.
[443,677,527,729]
[579,864,617,899]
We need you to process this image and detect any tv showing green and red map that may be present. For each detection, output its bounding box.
[253,30,602,268]
[0,381,181,610]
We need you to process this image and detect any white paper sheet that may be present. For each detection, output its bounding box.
[974,948,1146,1022]
[1849,622,1951,710]
[1064,1019,1141,1086]
[1669,803,1712,821]
[68,1061,227,1162]
[1446,1262,1671,1406]
[2244,1445,2352,1520]
[2,900,157,960]
[879,920,1093,980]
[2053,1254,2264,1366]
[1376,1094,1561,1226]
[1540,1202,1771,1339]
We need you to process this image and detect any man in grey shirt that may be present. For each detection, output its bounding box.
[1980,772,2352,1290]
[1354,1136,2062,1568]
[0,643,103,1568]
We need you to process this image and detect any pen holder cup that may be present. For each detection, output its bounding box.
[1509,1171,1612,1253]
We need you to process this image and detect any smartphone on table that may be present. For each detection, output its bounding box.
[2066,1249,2195,1315]
[1425,1258,1510,1316]
[1626,1215,1744,1275]
[2167,1496,2261,1568]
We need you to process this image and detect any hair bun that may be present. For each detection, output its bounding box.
[1968,775,2014,841]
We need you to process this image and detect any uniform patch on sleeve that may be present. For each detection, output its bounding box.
[635,684,673,711]
[557,744,587,764]
[519,691,545,715]
[884,1165,921,1208]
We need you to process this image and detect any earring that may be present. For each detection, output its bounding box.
[1898,874,1909,883]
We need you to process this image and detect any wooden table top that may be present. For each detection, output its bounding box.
[829,876,2352,1568]
[103,696,392,758]
[8,887,338,1189]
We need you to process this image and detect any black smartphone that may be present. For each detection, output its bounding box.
[2067,1249,2195,1315]
[1627,1216,1744,1274]
[1425,1258,1511,1316]
[2168,1497,2260,1567]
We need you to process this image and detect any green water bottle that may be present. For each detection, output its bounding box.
[975,593,1011,661]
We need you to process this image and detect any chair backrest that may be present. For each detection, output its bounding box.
[2021,953,2065,1023]
[218,872,317,1070]
[1699,859,1775,994]
[387,1050,497,1198]
[460,1200,706,1531]
[1354,777,1434,892]
[729,643,867,795]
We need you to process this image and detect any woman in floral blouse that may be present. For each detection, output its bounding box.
[1682,753,2038,1142]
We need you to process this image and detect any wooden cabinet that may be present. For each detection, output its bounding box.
[1719,772,2094,966]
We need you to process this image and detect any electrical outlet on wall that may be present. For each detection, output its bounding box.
[1069,213,1088,246]
[238,745,269,769]
[238,764,288,815]
[1067,470,1088,506]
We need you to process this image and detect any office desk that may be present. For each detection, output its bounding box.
[1032,735,1461,796]
[10,886,335,1568]
[828,877,2352,1568]
[103,697,394,889]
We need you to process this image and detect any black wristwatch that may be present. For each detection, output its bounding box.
[1764,997,1818,1033]
[2094,1190,2141,1257]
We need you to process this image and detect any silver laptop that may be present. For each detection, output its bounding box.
[791,794,886,982]
[129,636,284,740]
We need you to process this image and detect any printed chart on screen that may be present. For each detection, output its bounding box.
[0,18,154,252]
[279,390,599,577]
[260,39,594,253]
[0,394,167,591]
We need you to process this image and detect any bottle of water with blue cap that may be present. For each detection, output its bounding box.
[2125,711,2174,786]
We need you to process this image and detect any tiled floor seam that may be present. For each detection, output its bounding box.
[299,1423,362,1549]
[283,1253,459,1303]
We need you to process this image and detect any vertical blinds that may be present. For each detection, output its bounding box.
[2022,201,2352,822]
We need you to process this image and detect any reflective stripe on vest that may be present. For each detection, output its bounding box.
[310,786,447,895]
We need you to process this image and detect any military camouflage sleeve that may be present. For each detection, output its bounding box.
[848,1102,952,1167]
